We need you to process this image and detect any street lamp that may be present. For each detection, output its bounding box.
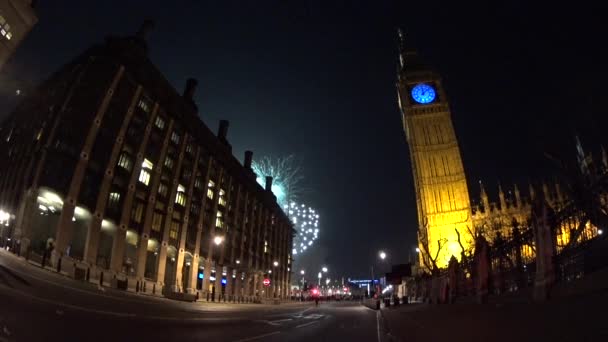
[300,269,305,275]
[273,261,279,267]
[415,247,420,253]
[371,250,388,298]
[214,236,223,245]
[322,266,328,273]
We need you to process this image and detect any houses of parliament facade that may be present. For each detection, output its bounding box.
[396,33,600,269]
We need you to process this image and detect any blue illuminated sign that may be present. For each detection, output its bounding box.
[221,278,227,285]
[411,84,436,104]
[198,273,204,279]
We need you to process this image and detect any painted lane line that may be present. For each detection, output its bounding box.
[376,310,381,342]
[232,331,280,342]
[296,321,319,329]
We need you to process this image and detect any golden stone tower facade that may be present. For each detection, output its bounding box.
[397,37,472,269]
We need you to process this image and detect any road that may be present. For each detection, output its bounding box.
[0,250,382,342]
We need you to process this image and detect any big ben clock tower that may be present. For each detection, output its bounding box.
[396,31,473,269]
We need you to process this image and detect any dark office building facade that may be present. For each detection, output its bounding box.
[0,22,293,299]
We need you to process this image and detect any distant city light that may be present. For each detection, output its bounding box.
[213,236,223,245]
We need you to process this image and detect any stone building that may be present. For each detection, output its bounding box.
[0,21,293,300]
[0,0,37,70]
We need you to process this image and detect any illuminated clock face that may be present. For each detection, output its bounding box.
[411,84,436,104]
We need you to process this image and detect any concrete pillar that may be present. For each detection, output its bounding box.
[155,242,168,286]
[54,67,125,265]
[225,267,233,299]
[83,86,143,266]
[187,253,200,294]
[202,259,212,297]
[214,267,223,301]
[134,114,172,278]
[110,227,127,272]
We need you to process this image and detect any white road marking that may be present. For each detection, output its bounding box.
[376,310,381,342]
[303,313,324,319]
[232,331,280,342]
[296,321,319,329]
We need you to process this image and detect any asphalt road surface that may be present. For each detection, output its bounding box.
[0,251,382,342]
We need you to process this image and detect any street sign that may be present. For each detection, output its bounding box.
[263,278,271,286]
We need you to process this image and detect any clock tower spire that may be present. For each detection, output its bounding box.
[397,41,473,269]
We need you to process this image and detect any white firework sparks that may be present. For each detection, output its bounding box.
[285,201,320,255]
[252,155,303,208]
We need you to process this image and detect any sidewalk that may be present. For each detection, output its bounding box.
[381,294,608,342]
[0,248,305,309]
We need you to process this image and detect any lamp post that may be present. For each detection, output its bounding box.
[371,251,387,298]
[318,266,328,296]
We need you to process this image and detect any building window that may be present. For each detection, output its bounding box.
[157,183,168,197]
[155,116,165,130]
[207,180,215,200]
[139,169,151,185]
[194,177,203,190]
[108,192,120,209]
[137,96,152,113]
[131,202,144,223]
[164,156,174,169]
[175,184,186,206]
[139,158,153,186]
[218,189,226,207]
[152,212,163,232]
[190,203,200,216]
[264,240,268,253]
[215,211,224,229]
[0,16,12,40]
[186,143,194,154]
[117,152,133,172]
[170,221,180,239]
[171,131,180,145]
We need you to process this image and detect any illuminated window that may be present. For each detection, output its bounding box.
[139,170,151,185]
[175,184,186,206]
[131,202,144,223]
[157,183,168,197]
[207,180,215,200]
[169,221,180,239]
[139,158,153,185]
[171,131,180,145]
[218,189,226,206]
[264,240,268,253]
[0,16,12,40]
[155,116,165,129]
[215,211,224,229]
[108,192,120,209]
[186,144,194,154]
[117,153,132,172]
[151,212,163,232]
[137,96,151,113]
[142,158,153,170]
[164,156,174,169]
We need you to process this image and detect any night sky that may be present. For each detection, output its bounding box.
[0,1,605,279]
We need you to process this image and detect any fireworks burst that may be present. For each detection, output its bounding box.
[252,155,303,208]
[285,202,319,255]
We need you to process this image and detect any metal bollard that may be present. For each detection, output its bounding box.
[136,281,140,293]
[100,271,104,286]
[57,257,62,273]
[143,281,147,293]
[86,267,90,282]
[152,283,156,295]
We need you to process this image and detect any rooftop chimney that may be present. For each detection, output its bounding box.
[218,120,229,141]
[136,19,155,41]
[183,78,198,100]
[244,151,253,170]
[265,176,273,192]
